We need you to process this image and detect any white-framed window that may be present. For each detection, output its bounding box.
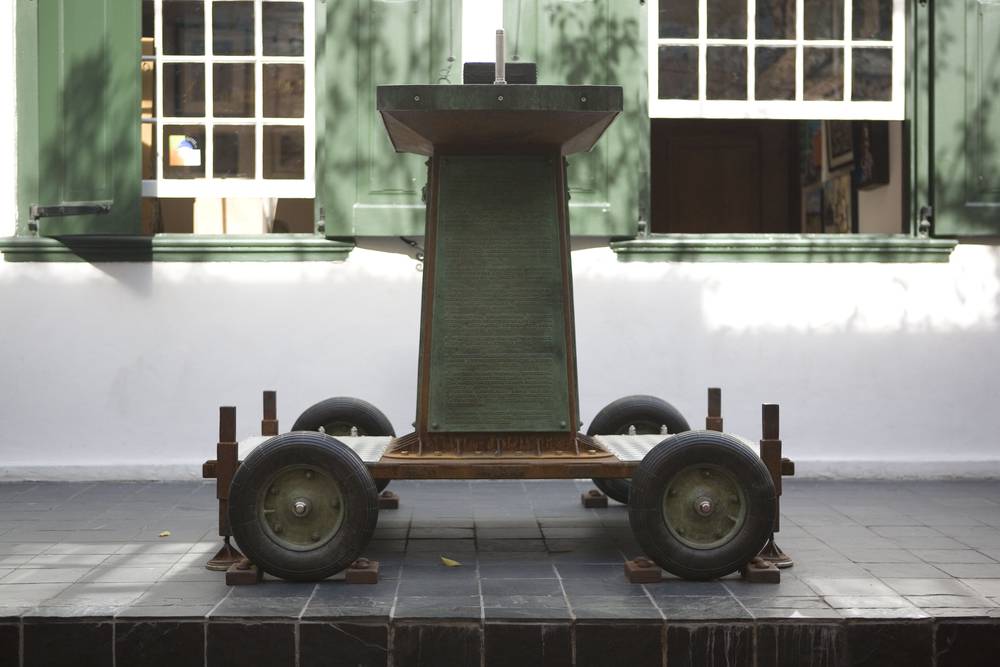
[648,0,904,119]
[142,0,315,199]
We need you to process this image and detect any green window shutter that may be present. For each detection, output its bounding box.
[504,0,648,237]
[317,0,461,237]
[931,0,1000,236]
[17,0,141,236]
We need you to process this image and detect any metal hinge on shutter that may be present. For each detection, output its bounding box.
[27,201,112,232]
[917,205,933,237]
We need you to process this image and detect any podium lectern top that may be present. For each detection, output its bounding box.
[377,84,623,156]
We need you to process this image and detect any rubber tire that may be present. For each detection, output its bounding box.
[229,431,379,582]
[628,430,775,581]
[291,397,394,493]
[588,395,691,504]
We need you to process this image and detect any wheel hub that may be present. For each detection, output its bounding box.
[662,464,746,550]
[292,498,312,517]
[257,465,344,551]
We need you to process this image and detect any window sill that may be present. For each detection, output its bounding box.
[0,234,355,263]
[610,234,957,263]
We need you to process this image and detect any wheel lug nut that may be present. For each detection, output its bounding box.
[667,489,677,497]
[273,523,282,533]
[676,528,685,536]
[269,487,279,495]
[305,471,313,480]
[311,532,321,542]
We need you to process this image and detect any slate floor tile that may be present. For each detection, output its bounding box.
[755,623,843,666]
[483,623,571,667]
[666,624,752,667]
[912,549,996,564]
[882,578,977,596]
[905,594,997,608]
[23,620,114,667]
[393,622,481,667]
[653,596,751,620]
[115,620,204,667]
[845,621,934,667]
[300,622,388,667]
[803,578,896,597]
[207,622,295,666]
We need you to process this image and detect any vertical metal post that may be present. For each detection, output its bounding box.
[758,403,793,568]
[262,390,278,436]
[706,387,723,431]
[494,29,507,85]
[207,405,245,570]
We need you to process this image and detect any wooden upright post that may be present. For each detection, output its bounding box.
[262,390,278,436]
[706,388,723,432]
[206,406,244,570]
[758,403,793,568]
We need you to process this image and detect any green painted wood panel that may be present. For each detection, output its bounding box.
[317,0,461,237]
[932,0,1000,236]
[504,0,648,237]
[427,156,572,432]
[20,0,141,235]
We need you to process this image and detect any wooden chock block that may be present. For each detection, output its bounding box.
[378,490,400,510]
[741,557,780,583]
[624,557,662,584]
[346,558,379,584]
[581,489,608,508]
[226,558,263,586]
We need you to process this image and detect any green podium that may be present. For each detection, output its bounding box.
[377,84,623,461]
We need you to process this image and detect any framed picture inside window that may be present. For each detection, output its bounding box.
[822,171,855,233]
[853,120,890,189]
[825,120,854,171]
[803,185,823,233]
[800,121,822,187]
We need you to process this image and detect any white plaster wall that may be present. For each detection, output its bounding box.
[1,245,1000,479]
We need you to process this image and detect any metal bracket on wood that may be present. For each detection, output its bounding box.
[346,558,380,584]
[741,557,780,583]
[226,558,263,586]
[581,489,608,508]
[29,201,112,221]
[624,557,662,583]
[378,490,400,510]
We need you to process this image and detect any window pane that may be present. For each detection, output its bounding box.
[263,64,305,118]
[804,48,844,100]
[164,125,205,178]
[213,63,255,117]
[755,47,795,100]
[163,63,205,117]
[213,1,254,55]
[756,0,796,39]
[658,46,698,100]
[659,0,698,38]
[263,2,304,56]
[708,0,746,38]
[264,126,305,179]
[853,0,892,40]
[707,47,747,100]
[162,1,204,55]
[214,125,255,178]
[852,48,892,101]
[804,0,844,39]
